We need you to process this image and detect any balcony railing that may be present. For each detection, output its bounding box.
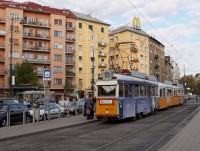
[36,70,43,76]
[0,30,5,36]
[98,42,107,47]
[98,52,107,57]
[23,33,51,40]
[66,71,76,76]
[130,58,139,62]
[66,36,75,42]
[0,57,5,62]
[65,61,75,65]
[98,63,107,68]
[22,20,51,28]
[0,18,5,23]
[0,70,5,75]
[22,58,50,64]
[23,45,51,52]
[130,47,138,53]
[154,53,159,59]
[155,63,159,68]
[0,43,5,49]
[65,49,75,54]
[66,26,75,31]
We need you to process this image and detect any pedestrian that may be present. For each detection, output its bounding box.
[196,96,198,102]
[85,96,94,119]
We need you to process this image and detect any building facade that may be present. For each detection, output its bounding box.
[109,22,150,75]
[149,36,165,82]
[73,11,110,95]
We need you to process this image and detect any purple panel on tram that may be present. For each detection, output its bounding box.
[135,97,151,115]
[123,98,136,118]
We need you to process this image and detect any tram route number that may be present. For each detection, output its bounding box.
[100,100,113,104]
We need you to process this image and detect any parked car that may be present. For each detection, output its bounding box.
[0,103,31,127]
[65,101,79,115]
[76,99,85,113]
[29,103,65,121]
[0,97,19,104]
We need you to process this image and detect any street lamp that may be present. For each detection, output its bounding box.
[9,17,25,97]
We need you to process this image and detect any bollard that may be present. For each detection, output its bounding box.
[23,110,26,125]
[67,105,70,117]
[33,108,35,124]
[75,104,77,116]
[7,111,10,127]
[48,110,50,121]
[58,108,61,119]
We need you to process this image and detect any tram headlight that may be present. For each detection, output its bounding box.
[105,109,108,114]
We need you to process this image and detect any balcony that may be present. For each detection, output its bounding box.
[66,49,75,54]
[66,26,75,31]
[23,33,51,40]
[0,43,5,49]
[66,71,75,77]
[98,63,107,68]
[98,52,107,57]
[65,61,75,65]
[65,36,75,43]
[133,67,138,71]
[23,45,51,52]
[0,30,5,36]
[130,46,138,53]
[36,70,43,76]
[0,57,5,63]
[98,42,107,47]
[130,57,139,62]
[155,63,159,68]
[0,70,5,75]
[0,18,5,24]
[22,20,51,28]
[155,72,160,77]
[22,58,50,64]
[154,53,159,59]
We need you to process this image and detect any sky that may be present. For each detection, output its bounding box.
[15,0,200,77]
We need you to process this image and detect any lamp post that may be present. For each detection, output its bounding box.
[9,17,25,97]
[9,18,14,97]
[91,48,95,100]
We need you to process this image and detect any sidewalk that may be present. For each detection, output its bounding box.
[0,115,96,141]
[160,102,200,151]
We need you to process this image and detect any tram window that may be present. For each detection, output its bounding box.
[97,85,116,97]
[124,84,129,97]
[129,85,133,97]
[119,83,123,97]
[135,84,139,96]
[140,85,145,96]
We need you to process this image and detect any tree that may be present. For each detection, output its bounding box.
[180,75,195,94]
[13,61,39,86]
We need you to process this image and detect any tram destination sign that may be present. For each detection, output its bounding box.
[100,100,113,104]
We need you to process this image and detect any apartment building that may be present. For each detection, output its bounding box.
[0,1,77,98]
[149,36,165,82]
[72,11,110,95]
[109,18,150,75]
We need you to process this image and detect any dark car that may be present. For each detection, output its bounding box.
[0,103,31,127]
[0,97,19,104]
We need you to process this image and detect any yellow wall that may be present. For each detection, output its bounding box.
[75,19,109,92]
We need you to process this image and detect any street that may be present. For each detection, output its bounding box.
[0,100,199,151]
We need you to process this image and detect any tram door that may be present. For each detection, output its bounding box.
[118,83,124,118]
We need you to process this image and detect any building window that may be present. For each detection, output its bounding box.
[79,45,82,52]
[54,30,63,37]
[90,35,95,41]
[54,78,62,85]
[89,25,93,31]
[54,54,62,61]
[79,68,82,73]
[9,38,19,45]
[10,13,20,19]
[101,27,104,33]
[79,56,82,61]
[79,23,82,28]
[66,22,73,28]
[54,66,62,73]
[79,79,83,85]
[54,19,62,25]
[9,51,19,58]
[79,34,82,40]
[54,42,63,49]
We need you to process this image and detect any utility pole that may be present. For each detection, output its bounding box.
[10,18,14,97]
[91,48,95,100]
[184,64,186,94]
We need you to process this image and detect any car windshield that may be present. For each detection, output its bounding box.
[98,85,116,97]
[69,101,77,107]
[0,104,9,111]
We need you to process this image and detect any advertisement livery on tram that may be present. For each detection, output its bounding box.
[95,70,184,120]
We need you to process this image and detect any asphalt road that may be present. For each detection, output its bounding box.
[0,102,199,151]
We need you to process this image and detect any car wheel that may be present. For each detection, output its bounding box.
[1,118,7,127]
[26,116,31,124]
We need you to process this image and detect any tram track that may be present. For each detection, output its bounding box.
[94,104,200,151]
[0,104,199,151]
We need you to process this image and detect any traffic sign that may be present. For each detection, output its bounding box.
[43,69,51,80]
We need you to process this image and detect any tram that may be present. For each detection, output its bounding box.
[95,70,184,120]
